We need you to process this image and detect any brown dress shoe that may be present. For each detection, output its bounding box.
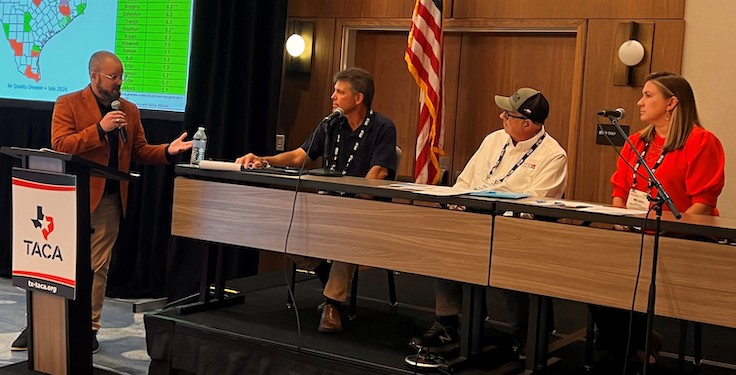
[318,303,343,333]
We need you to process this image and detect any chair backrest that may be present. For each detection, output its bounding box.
[395,146,402,180]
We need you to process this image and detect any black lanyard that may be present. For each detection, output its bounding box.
[488,133,546,184]
[329,110,373,175]
[632,141,667,189]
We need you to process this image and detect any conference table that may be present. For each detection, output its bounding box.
[171,165,736,372]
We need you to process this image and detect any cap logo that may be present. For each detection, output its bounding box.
[512,93,521,102]
[522,108,532,114]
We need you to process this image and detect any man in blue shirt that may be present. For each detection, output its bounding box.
[236,67,397,333]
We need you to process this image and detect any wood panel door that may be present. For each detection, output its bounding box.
[353,29,579,184]
[354,30,419,179]
[452,32,578,183]
[353,30,462,181]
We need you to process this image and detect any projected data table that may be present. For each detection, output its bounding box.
[115,0,191,96]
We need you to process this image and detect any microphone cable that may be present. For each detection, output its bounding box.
[595,115,650,184]
[281,120,324,352]
[621,207,653,375]
[595,114,657,374]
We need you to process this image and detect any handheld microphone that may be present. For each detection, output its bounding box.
[597,108,625,119]
[111,100,127,144]
[323,107,344,122]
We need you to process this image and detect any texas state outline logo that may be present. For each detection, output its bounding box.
[31,206,55,241]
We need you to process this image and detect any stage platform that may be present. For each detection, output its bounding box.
[0,362,119,375]
[143,270,736,375]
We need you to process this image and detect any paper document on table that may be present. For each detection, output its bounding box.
[467,190,531,199]
[414,186,476,196]
[197,160,244,172]
[381,183,428,192]
[532,200,599,209]
[577,206,648,216]
[381,183,474,196]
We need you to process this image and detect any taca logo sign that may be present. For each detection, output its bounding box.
[24,206,63,261]
[31,205,55,240]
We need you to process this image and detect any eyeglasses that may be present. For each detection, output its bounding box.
[502,111,527,120]
[96,72,125,81]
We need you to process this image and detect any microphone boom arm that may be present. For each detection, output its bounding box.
[609,116,681,219]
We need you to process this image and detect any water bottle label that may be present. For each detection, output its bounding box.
[192,140,206,149]
[190,140,206,165]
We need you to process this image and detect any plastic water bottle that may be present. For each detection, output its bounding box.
[190,126,207,165]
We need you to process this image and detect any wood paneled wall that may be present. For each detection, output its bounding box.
[354,31,420,177]
[278,0,685,202]
[573,20,684,203]
[453,30,578,178]
[288,0,682,19]
[452,0,684,19]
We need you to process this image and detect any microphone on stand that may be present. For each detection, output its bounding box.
[111,100,127,144]
[597,108,626,119]
[322,107,344,123]
[309,108,345,177]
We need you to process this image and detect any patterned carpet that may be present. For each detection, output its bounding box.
[0,277,150,374]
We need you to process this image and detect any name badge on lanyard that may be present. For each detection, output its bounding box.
[626,188,650,210]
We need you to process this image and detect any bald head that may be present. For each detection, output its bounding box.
[89,51,121,74]
[88,51,123,104]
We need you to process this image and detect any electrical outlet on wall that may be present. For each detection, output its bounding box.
[276,134,285,151]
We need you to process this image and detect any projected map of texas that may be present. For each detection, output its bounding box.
[0,0,87,82]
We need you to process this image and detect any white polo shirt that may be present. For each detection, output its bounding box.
[454,127,567,198]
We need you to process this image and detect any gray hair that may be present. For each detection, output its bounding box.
[333,67,375,109]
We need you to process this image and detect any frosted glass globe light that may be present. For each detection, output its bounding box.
[286,34,306,57]
[618,40,645,67]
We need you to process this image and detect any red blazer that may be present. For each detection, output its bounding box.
[51,85,169,216]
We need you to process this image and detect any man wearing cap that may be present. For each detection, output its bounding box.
[410,87,567,358]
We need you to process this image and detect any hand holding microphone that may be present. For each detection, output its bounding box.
[111,100,128,143]
[100,110,126,133]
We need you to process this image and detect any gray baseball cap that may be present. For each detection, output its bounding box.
[494,87,549,124]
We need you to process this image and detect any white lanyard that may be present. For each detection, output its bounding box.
[328,110,373,175]
[488,133,546,185]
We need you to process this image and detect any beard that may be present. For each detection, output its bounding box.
[96,82,121,103]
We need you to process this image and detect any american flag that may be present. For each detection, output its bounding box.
[405,0,444,185]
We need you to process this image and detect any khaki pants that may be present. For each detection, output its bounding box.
[90,193,121,332]
[290,256,356,302]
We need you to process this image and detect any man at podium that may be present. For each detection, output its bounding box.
[235,67,397,333]
[11,51,192,353]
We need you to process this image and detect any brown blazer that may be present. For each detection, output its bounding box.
[51,85,169,216]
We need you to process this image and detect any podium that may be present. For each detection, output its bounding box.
[1,147,131,375]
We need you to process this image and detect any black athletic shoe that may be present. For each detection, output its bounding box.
[92,331,100,354]
[410,321,460,353]
[11,328,28,351]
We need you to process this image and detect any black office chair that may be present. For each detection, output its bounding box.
[286,146,403,319]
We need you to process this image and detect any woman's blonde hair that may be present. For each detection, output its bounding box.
[639,72,701,152]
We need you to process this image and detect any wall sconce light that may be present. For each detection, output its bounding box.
[285,20,314,75]
[618,40,645,66]
[613,22,654,87]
